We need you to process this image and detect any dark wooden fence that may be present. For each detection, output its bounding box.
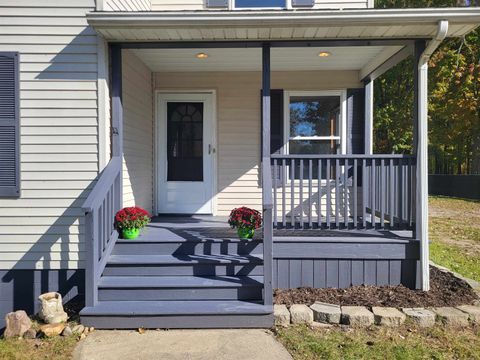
[270,154,416,230]
[429,175,480,200]
[82,156,122,307]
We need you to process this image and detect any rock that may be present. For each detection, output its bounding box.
[372,307,406,327]
[80,333,86,340]
[433,307,469,327]
[38,292,68,324]
[89,327,95,332]
[40,323,66,337]
[4,310,32,339]
[310,302,341,324]
[62,326,73,337]
[309,321,333,329]
[274,305,290,327]
[83,327,89,335]
[290,304,314,324]
[402,308,436,327]
[456,305,480,323]
[341,306,374,327]
[72,324,85,334]
[23,328,37,339]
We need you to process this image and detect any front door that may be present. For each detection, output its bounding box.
[157,92,215,214]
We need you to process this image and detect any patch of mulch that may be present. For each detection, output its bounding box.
[274,266,479,308]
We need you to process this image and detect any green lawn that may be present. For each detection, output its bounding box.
[0,336,77,360]
[276,325,480,360]
[429,196,480,282]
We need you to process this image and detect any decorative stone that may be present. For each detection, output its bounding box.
[310,302,341,324]
[23,328,37,339]
[433,307,469,327]
[89,327,95,332]
[4,310,32,339]
[402,308,436,327]
[341,306,374,327]
[457,305,480,323]
[62,326,73,337]
[40,323,66,337]
[80,333,86,340]
[274,305,290,327]
[309,321,333,329]
[72,324,85,334]
[290,304,314,324]
[372,307,406,327]
[38,292,68,324]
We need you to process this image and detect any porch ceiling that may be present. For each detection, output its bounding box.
[131,46,403,73]
[87,8,480,42]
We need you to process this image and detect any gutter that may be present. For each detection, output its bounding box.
[419,20,449,66]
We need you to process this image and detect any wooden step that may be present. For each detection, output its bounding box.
[107,254,263,265]
[80,300,274,329]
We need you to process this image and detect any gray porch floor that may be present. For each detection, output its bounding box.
[139,215,414,243]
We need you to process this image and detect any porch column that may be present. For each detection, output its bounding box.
[262,43,273,306]
[110,43,123,208]
[414,40,429,291]
[364,79,374,155]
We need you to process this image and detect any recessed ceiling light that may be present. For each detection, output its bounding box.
[196,52,209,59]
[318,51,331,57]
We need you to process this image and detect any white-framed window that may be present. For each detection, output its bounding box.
[231,0,288,10]
[283,90,347,156]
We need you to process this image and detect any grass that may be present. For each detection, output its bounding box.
[0,336,77,360]
[276,324,480,360]
[429,196,480,282]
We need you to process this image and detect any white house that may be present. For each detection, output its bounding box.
[0,0,479,329]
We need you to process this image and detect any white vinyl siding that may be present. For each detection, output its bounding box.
[151,0,369,11]
[103,0,151,11]
[0,0,98,270]
[153,70,361,216]
[122,50,154,213]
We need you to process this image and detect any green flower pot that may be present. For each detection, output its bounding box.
[122,228,140,240]
[237,227,255,240]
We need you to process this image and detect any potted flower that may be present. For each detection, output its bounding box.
[115,206,151,240]
[228,207,262,240]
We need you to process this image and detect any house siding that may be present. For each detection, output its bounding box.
[0,0,98,270]
[151,0,369,10]
[152,70,361,216]
[103,0,151,11]
[122,50,154,213]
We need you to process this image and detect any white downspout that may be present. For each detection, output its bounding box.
[417,20,448,291]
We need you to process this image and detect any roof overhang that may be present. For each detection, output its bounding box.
[87,8,480,42]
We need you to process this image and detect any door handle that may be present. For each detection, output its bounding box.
[208,144,216,155]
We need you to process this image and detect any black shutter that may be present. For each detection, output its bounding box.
[270,89,284,155]
[206,0,228,7]
[292,0,315,6]
[346,88,365,155]
[0,52,20,197]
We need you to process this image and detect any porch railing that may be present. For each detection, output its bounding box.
[270,154,416,231]
[82,156,122,307]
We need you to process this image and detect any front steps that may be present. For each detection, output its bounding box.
[80,233,273,328]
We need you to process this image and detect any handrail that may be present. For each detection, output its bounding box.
[82,155,122,307]
[271,154,415,159]
[82,156,122,213]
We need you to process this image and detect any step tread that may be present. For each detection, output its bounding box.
[107,254,263,265]
[80,300,272,316]
[98,275,264,288]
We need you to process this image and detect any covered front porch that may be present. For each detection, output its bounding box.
[78,8,480,328]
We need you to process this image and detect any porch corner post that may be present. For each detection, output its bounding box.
[414,40,429,291]
[110,43,123,208]
[262,42,274,306]
[364,79,374,155]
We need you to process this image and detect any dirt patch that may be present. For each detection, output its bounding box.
[274,267,479,308]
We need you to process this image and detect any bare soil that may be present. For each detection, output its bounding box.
[274,266,479,308]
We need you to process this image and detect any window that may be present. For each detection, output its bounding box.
[0,52,20,197]
[235,0,286,8]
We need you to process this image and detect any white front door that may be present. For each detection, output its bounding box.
[157,92,215,214]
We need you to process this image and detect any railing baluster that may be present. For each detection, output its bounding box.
[389,158,395,229]
[290,158,295,229]
[380,158,385,228]
[299,159,304,229]
[318,159,322,228]
[344,159,348,229]
[335,159,340,229]
[282,159,286,228]
[273,159,278,228]
[408,157,413,228]
[353,159,358,229]
[362,158,367,229]
[308,159,313,229]
[371,159,376,229]
[326,159,331,229]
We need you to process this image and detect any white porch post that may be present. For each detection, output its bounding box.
[364,79,374,155]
